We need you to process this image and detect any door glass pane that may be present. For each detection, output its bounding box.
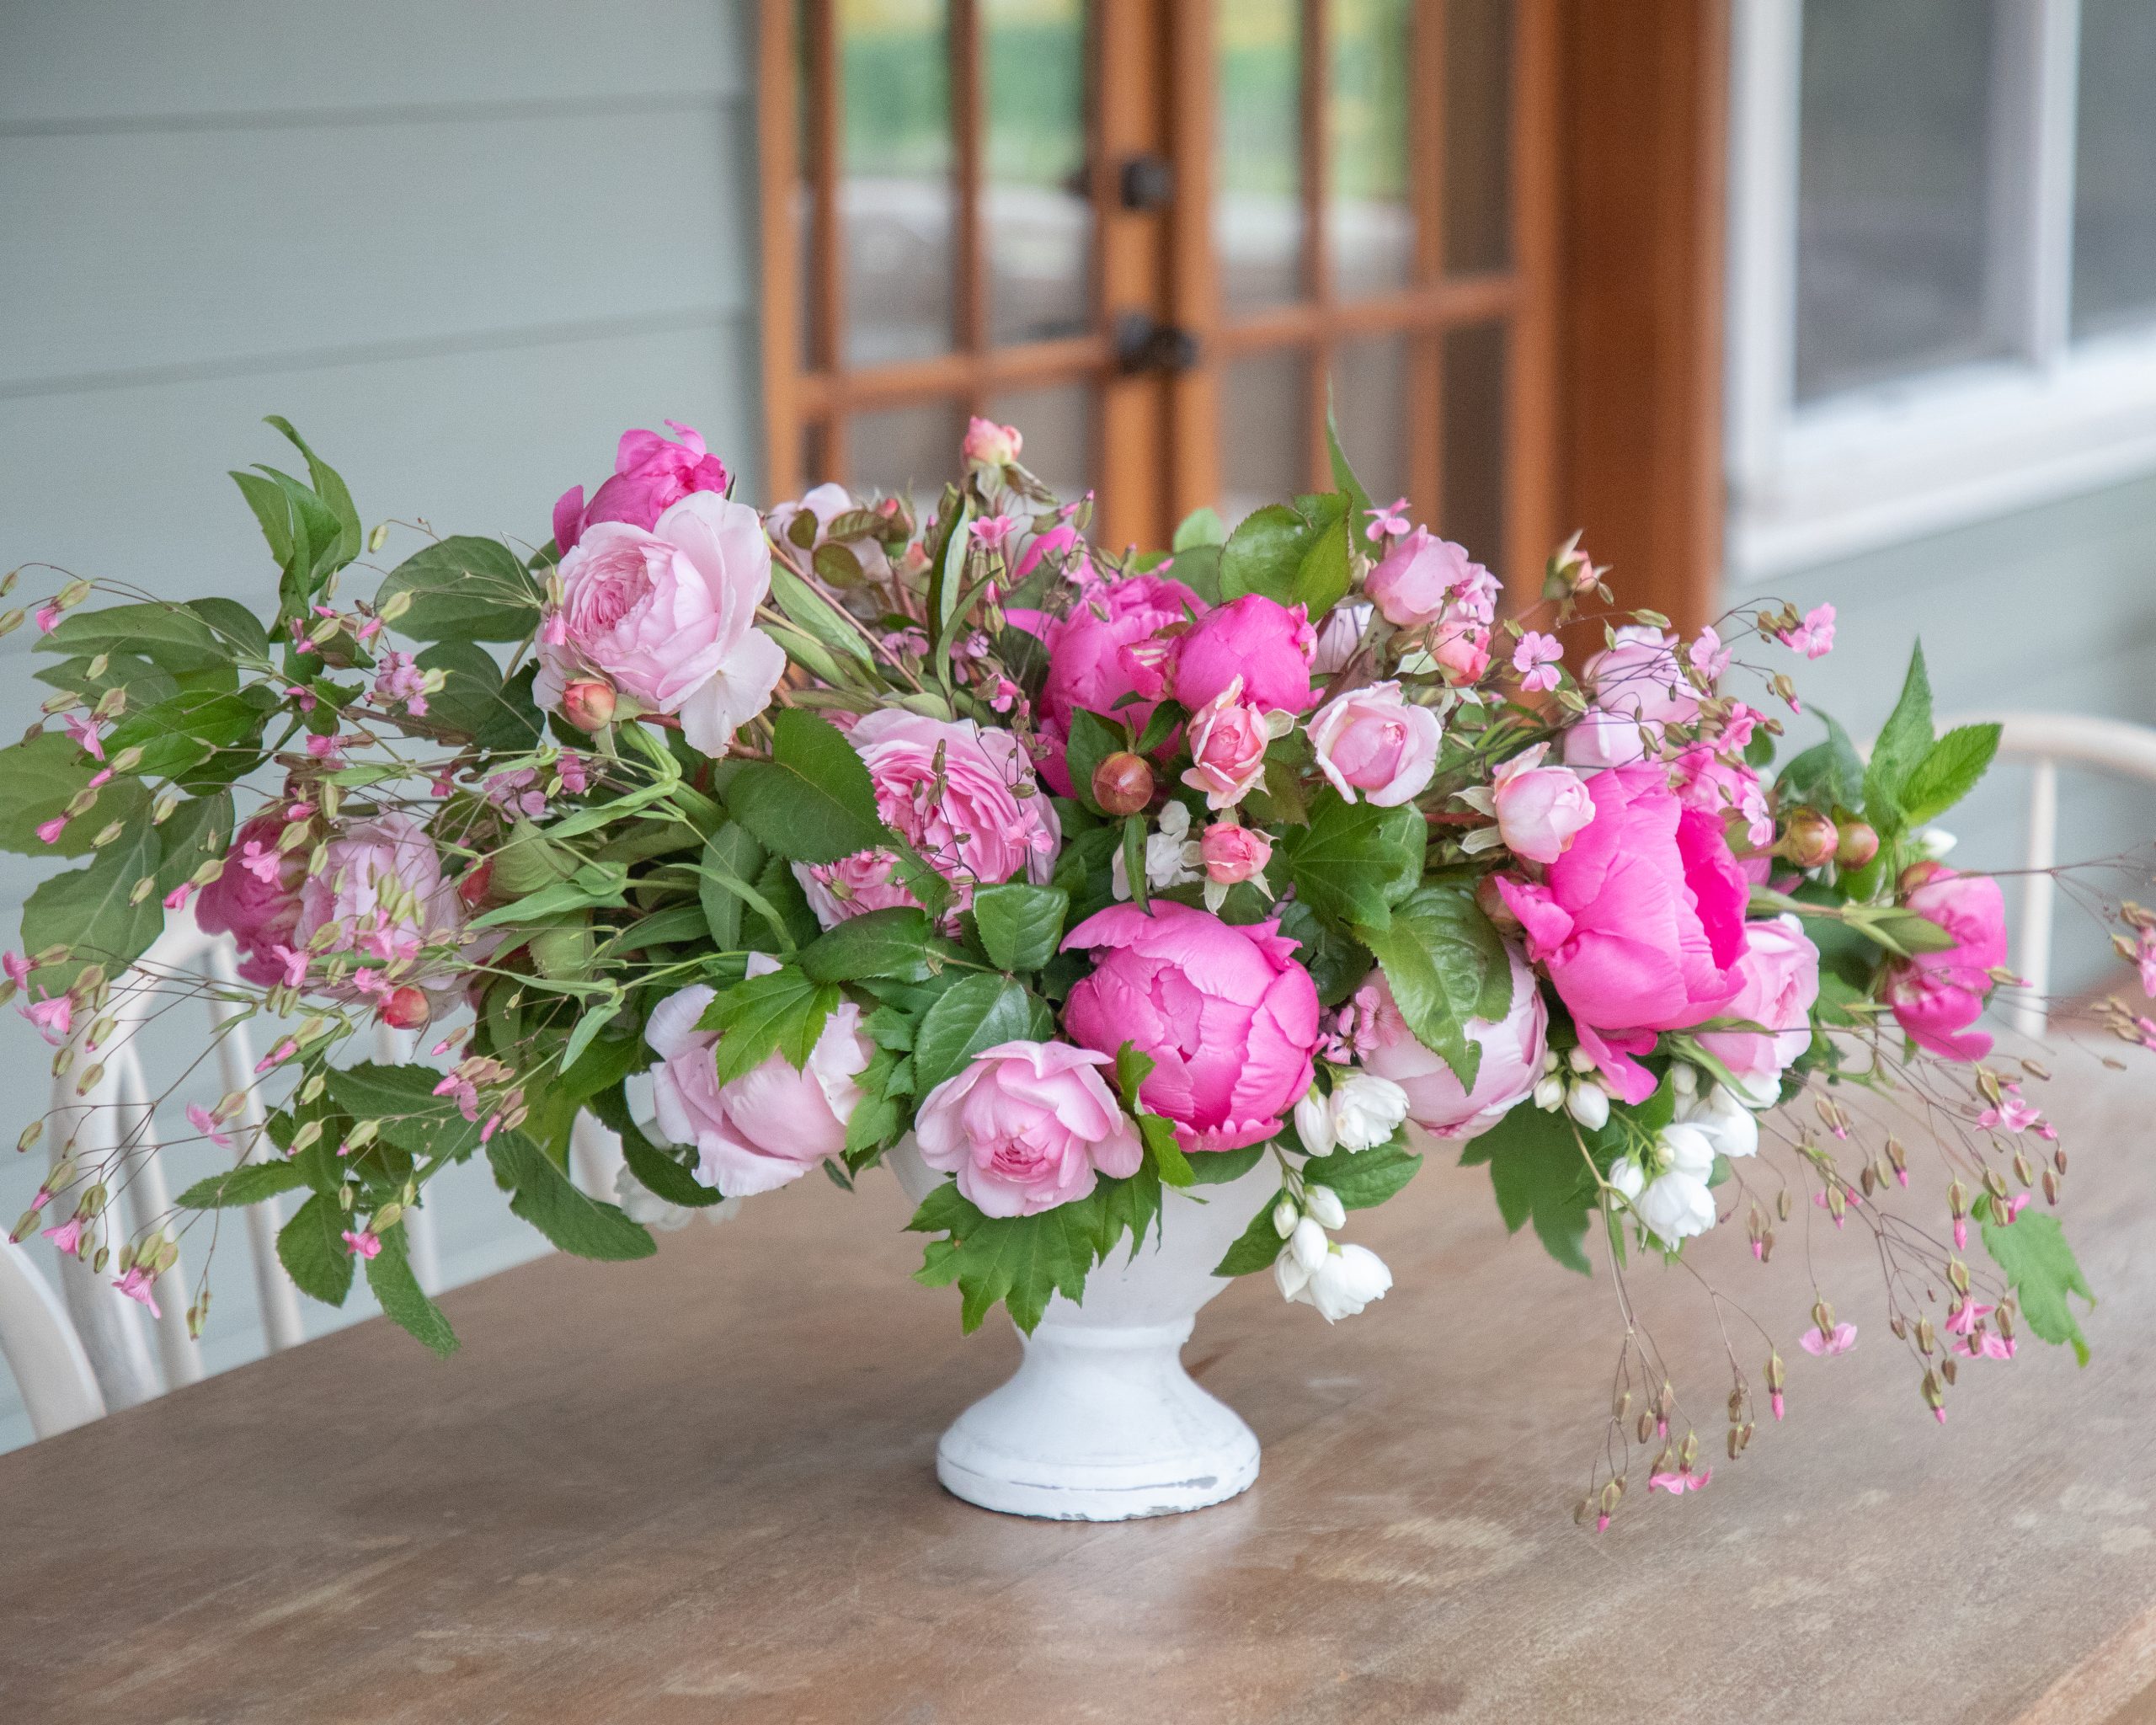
[985,0,1091,346]
[1220,349,1309,525]
[1443,0,1512,275]
[841,0,955,367]
[985,382,1094,500]
[2073,0,2156,339]
[1795,0,2000,402]
[1331,334,1410,511]
[850,399,963,515]
[1217,0,1305,317]
[1328,0,1413,300]
[1441,323,1505,572]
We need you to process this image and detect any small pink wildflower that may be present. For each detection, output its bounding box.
[35,602,61,633]
[42,1216,85,1255]
[1719,702,1764,754]
[434,1073,481,1122]
[240,841,284,884]
[355,615,384,644]
[1512,631,1562,694]
[186,1102,235,1151]
[306,732,345,766]
[1945,1297,1992,1336]
[1777,603,1836,660]
[341,1229,382,1260]
[35,816,67,845]
[288,617,318,654]
[1648,1466,1711,1496]
[1364,497,1412,542]
[558,751,589,795]
[113,1265,162,1318]
[969,515,1018,552]
[987,676,1022,714]
[21,994,72,1044]
[61,713,104,761]
[1976,1096,2044,1135]
[163,881,196,911]
[540,609,568,647]
[286,684,318,713]
[253,1037,299,1075]
[268,943,307,988]
[1958,1332,2016,1360]
[479,1112,503,1144]
[483,767,547,820]
[3,952,30,987]
[1996,1193,2031,1224]
[371,650,429,718]
[1800,1322,1858,1356]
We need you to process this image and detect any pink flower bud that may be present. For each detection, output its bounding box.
[962,417,1023,467]
[1091,751,1155,817]
[380,985,431,1030]
[561,678,617,733]
[1200,822,1271,885]
[1779,808,1838,869]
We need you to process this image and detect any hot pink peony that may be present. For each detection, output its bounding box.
[195,810,307,985]
[1489,743,1595,864]
[1359,949,1548,1140]
[646,959,873,1196]
[1695,913,1820,1104]
[552,421,728,553]
[1180,678,1273,810]
[1884,866,2008,1061]
[1025,569,1198,796]
[1172,593,1317,715]
[1495,764,1748,1102]
[1060,901,1321,1152]
[914,1039,1143,1217]
[535,492,786,756]
[1308,681,1441,807]
[796,711,1059,929]
[1364,527,1497,629]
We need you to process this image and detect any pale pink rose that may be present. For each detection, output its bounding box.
[1200,821,1272,884]
[963,417,1024,467]
[552,421,728,553]
[1563,625,1726,770]
[1490,743,1595,863]
[1695,914,1820,1105]
[1364,527,1497,628]
[1430,619,1492,683]
[1172,593,1318,715]
[796,711,1059,929]
[645,959,873,1197]
[1312,602,1371,675]
[1309,681,1441,807]
[1360,949,1548,1140]
[1670,744,1774,849]
[763,482,894,582]
[194,809,306,985]
[1180,677,1273,810]
[534,492,786,756]
[914,1039,1142,1217]
[295,812,469,1007]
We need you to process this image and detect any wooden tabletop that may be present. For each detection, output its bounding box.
[10,1057,2156,1725]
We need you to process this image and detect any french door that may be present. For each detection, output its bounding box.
[758,0,1557,599]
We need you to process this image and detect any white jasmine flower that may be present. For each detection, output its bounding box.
[1288,1242,1393,1322]
[1289,1214,1329,1274]
[1329,1072,1410,1150]
[1294,1081,1337,1156]
[1109,798,1202,900]
[1675,1081,1759,1159]
[1611,1122,1720,1249]
[1564,1079,1610,1131]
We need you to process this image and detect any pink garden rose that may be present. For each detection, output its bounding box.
[1489,743,1595,863]
[646,959,873,1196]
[1172,593,1317,715]
[1309,681,1441,807]
[1429,619,1492,684]
[1884,865,2009,1061]
[1061,901,1321,1152]
[534,492,786,756]
[914,1039,1143,1217]
[1495,763,1748,1103]
[195,809,307,986]
[796,711,1059,929]
[1670,744,1774,850]
[1200,820,1271,885]
[1180,678,1274,810]
[296,811,470,1010]
[1564,625,1728,770]
[1694,913,1820,1105]
[552,421,728,553]
[1026,569,1198,796]
[1312,601,1372,675]
[1359,948,1548,1140]
[1364,527,1497,630]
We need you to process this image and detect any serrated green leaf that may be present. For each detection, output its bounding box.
[971,882,1068,972]
[1305,1137,1422,1209]
[365,1221,458,1355]
[911,973,1051,1097]
[1278,789,1425,932]
[175,1159,310,1210]
[277,1193,355,1305]
[20,822,165,991]
[487,1131,656,1260]
[1980,1204,2095,1365]
[724,708,883,859]
[1214,1189,1291,1277]
[324,1062,488,1166]
[1900,723,2001,827]
[698,965,840,1081]
[0,731,149,857]
[1064,708,1123,814]
[1863,641,1935,834]
[696,820,776,950]
[1354,882,1508,1088]
[1172,506,1226,551]
[800,906,944,982]
[1462,1103,1597,1274]
[376,536,542,641]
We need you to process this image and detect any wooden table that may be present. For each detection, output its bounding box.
[10,1059,2156,1725]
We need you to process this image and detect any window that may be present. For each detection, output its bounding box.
[757,0,1557,587]
[1726,0,2156,579]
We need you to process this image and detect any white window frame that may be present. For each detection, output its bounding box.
[1725,0,2156,581]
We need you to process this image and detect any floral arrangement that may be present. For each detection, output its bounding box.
[2,411,2134,1525]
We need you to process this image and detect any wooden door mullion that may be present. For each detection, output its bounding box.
[1406,0,1449,526]
[1166,0,1221,528]
[1503,0,1559,610]
[757,0,805,499]
[1302,0,1334,491]
[809,0,849,482]
[953,0,986,415]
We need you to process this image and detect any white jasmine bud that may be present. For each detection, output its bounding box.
[1564,1079,1610,1131]
[1272,1196,1299,1239]
[1534,1074,1566,1111]
[1566,1045,1596,1074]
[1304,1183,1346,1230]
[1294,1082,1337,1156]
[1289,1215,1329,1274]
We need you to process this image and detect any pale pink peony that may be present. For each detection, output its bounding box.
[645,959,873,1197]
[1312,602,1372,675]
[1695,913,1820,1105]
[1180,678,1274,810]
[1564,625,1726,770]
[295,812,469,1007]
[1061,901,1321,1153]
[1172,593,1318,715]
[796,711,1059,930]
[195,809,307,986]
[1200,821,1272,885]
[1364,527,1497,629]
[1359,949,1548,1140]
[535,492,785,756]
[1884,866,2009,1062]
[1024,569,1199,796]
[1309,681,1441,807]
[914,1039,1143,1217]
[552,421,728,553]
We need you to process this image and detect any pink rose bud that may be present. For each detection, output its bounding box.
[1429,619,1492,683]
[561,678,617,733]
[1200,821,1271,885]
[456,857,496,911]
[1779,808,1838,869]
[380,985,432,1030]
[1488,743,1595,864]
[962,416,1024,467]
[1837,820,1880,869]
[1308,681,1442,807]
[1091,751,1155,817]
[1180,679,1275,811]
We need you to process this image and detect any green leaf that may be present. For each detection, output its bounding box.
[586,1085,730,1208]
[929,496,974,663]
[184,597,272,663]
[1779,708,1865,813]
[1354,882,1510,1088]
[102,687,272,784]
[843,1045,908,1166]
[696,820,773,950]
[175,1160,309,1210]
[1064,708,1123,814]
[276,1193,355,1305]
[698,965,841,1082]
[755,851,825,950]
[151,791,234,900]
[0,732,148,857]
[33,651,179,713]
[908,1180,1098,1332]
[467,860,630,929]
[724,708,884,862]
[263,416,362,570]
[911,973,1051,1097]
[1980,1204,2095,1365]
[771,561,879,673]
[1463,1104,1596,1275]
[20,822,165,990]
[324,1062,488,1165]
[35,601,246,675]
[1274,899,1374,1007]
[560,999,625,1073]
[1305,1137,1422,1210]
[1189,1142,1267,1184]
[800,906,944,983]
[1219,492,1354,616]
[1138,1113,1196,1187]
[486,1131,657,1260]
[1863,641,1935,834]
[1172,507,1227,551]
[971,882,1068,972]
[365,1222,458,1356]
[1900,723,2001,827]
[1278,789,1425,932]
[1214,1191,1290,1277]
[376,537,542,641]
[1167,543,1225,607]
[1325,385,1375,525]
[1119,812,1150,912]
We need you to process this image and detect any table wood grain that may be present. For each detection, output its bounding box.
[8,1049,2156,1724]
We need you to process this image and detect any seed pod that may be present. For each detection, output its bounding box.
[1940,1358,1958,1386]
[127,875,155,905]
[1886,1138,1908,1177]
[1860,1163,1876,1197]
[1614,1387,1631,1421]
[2055,1147,2068,1175]
[1891,1315,1908,1341]
[2043,1170,2059,1204]
[93,1247,109,1274]
[1917,1316,1935,1355]
[1727,1428,1742,1461]
[1777,1188,1791,1221]
[1760,1229,1774,1263]
[1984,1167,2010,1202]
[1947,1258,1971,1295]
[373,1203,403,1233]
[74,1061,105,1097]
[1637,1412,1654,1445]
[19,1119,44,1152]
[12,1208,40,1242]
[1764,1352,1785,1393]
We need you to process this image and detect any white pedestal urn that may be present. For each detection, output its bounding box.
[889,1136,1278,1521]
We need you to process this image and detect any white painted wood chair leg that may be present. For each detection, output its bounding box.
[2013,757,2058,1039]
[0,1239,105,1439]
[207,946,306,1351]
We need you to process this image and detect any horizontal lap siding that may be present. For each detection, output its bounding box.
[0,1,762,1452]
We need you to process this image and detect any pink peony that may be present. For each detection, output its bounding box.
[1359,949,1548,1140]
[1884,866,2008,1061]
[1496,764,1748,1102]
[552,421,728,553]
[1364,527,1497,629]
[296,812,470,1007]
[914,1039,1143,1217]
[1172,593,1317,715]
[1490,743,1595,864]
[796,711,1059,930]
[1670,744,1774,849]
[1060,901,1321,1152]
[1026,569,1198,797]
[1180,678,1273,810]
[645,959,873,1196]
[1308,681,1441,807]
[1694,913,1820,1104]
[534,492,786,756]
[1200,821,1272,885]
[195,810,307,986]
[1564,625,1724,770]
